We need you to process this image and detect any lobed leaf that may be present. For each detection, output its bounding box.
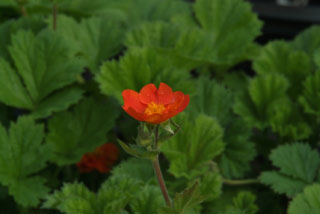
[224,192,258,214]
[161,182,205,214]
[0,29,84,118]
[193,0,262,66]
[46,98,120,165]
[127,0,262,70]
[288,184,320,214]
[0,58,33,109]
[197,171,222,201]
[162,113,224,179]
[260,143,320,197]
[260,171,307,197]
[44,171,143,214]
[43,182,96,214]
[270,143,320,183]
[293,26,320,61]
[0,16,45,61]
[9,30,84,101]
[0,117,50,207]
[299,70,320,118]
[111,158,154,183]
[253,41,312,97]
[130,185,164,214]
[188,77,233,126]
[234,73,289,129]
[31,87,84,119]
[219,118,256,179]
[49,15,126,73]
[97,175,141,213]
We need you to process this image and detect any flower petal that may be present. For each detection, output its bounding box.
[169,91,185,111]
[139,83,157,104]
[164,92,189,119]
[157,82,174,105]
[177,94,190,112]
[145,113,166,124]
[124,107,146,122]
[122,89,146,113]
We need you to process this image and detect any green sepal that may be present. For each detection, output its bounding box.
[162,120,175,135]
[158,119,181,146]
[136,123,153,147]
[118,140,159,160]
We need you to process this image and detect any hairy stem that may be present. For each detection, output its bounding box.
[153,157,171,207]
[152,125,172,207]
[223,178,259,186]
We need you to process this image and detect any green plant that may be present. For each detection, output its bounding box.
[0,0,319,213]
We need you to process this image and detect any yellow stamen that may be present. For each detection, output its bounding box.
[144,102,166,115]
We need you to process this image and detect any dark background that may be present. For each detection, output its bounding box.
[248,0,320,42]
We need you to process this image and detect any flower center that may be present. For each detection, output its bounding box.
[144,102,166,115]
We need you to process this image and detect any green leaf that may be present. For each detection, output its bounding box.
[118,140,159,160]
[314,49,320,68]
[9,29,84,102]
[0,29,84,118]
[127,0,262,69]
[54,0,191,24]
[161,182,205,214]
[130,185,164,214]
[193,0,262,65]
[97,175,141,214]
[0,58,33,109]
[0,16,45,61]
[45,175,142,214]
[97,47,193,102]
[0,116,49,207]
[188,76,255,178]
[233,72,311,140]
[299,70,320,118]
[288,184,320,214]
[0,64,83,118]
[189,77,233,126]
[43,182,96,214]
[225,192,258,214]
[222,72,250,95]
[207,190,259,214]
[270,143,320,182]
[197,171,222,201]
[219,118,256,179]
[31,87,84,119]
[125,21,204,70]
[234,73,289,130]
[253,41,312,97]
[49,15,126,73]
[259,171,307,197]
[268,99,312,140]
[260,143,320,197]
[46,98,120,165]
[162,113,224,179]
[293,26,320,61]
[111,158,154,183]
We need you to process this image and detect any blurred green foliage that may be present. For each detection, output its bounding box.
[0,0,319,213]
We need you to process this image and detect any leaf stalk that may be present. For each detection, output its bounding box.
[223,178,259,185]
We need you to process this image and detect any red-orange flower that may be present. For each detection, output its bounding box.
[122,83,189,124]
[77,143,119,173]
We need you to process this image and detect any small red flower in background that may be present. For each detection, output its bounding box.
[122,83,189,124]
[77,143,119,173]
